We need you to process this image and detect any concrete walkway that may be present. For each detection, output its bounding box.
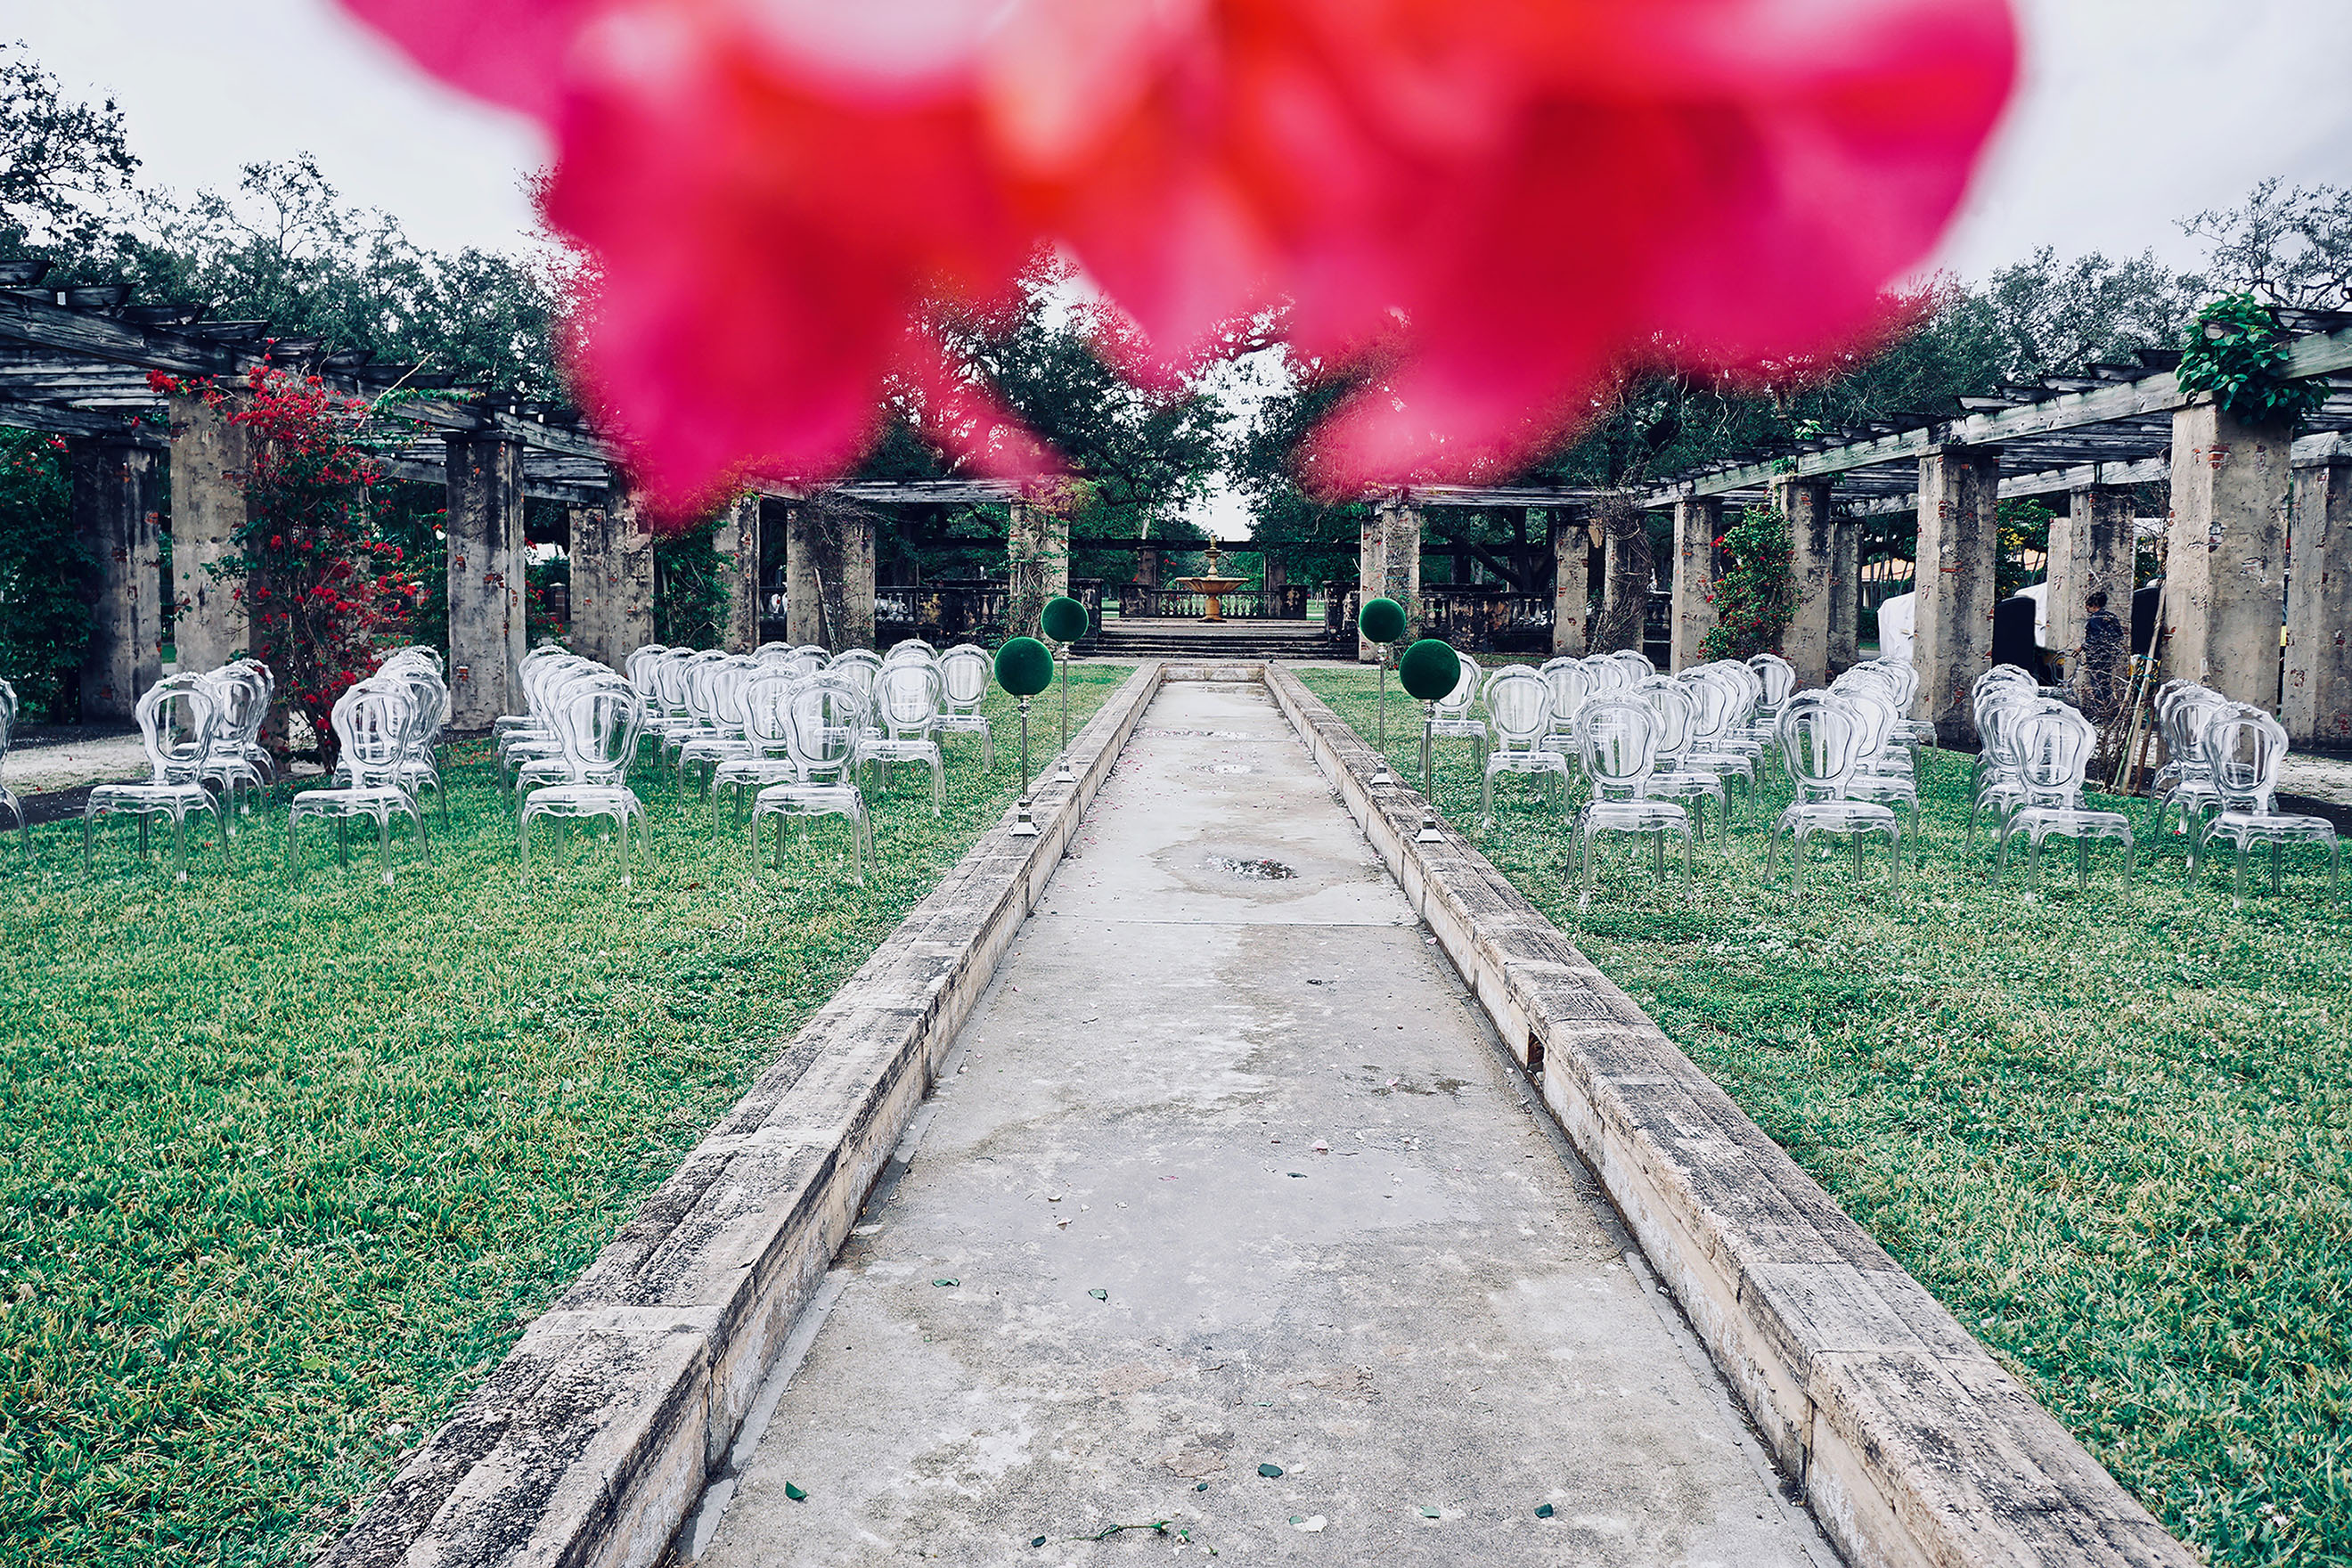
[694,680,1833,1566]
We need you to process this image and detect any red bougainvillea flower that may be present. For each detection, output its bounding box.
[339,0,2013,511]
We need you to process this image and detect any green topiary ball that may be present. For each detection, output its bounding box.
[1358,596,1408,644]
[1398,638,1461,702]
[994,636,1056,698]
[1041,595,1090,644]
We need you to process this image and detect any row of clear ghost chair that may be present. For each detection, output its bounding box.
[83,664,272,882]
[288,647,448,885]
[2141,676,2340,904]
[1963,664,2136,892]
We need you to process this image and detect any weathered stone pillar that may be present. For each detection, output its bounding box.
[167,393,251,671]
[1915,445,2002,744]
[1007,497,1069,641]
[710,492,762,652]
[2166,399,2291,709]
[1595,498,1653,655]
[2046,484,2136,660]
[2285,454,2352,744]
[1829,516,1860,673]
[1773,477,1838,687]
[1548,510,1589,657]
[786,501,878,650]
[445,432,527,731]
[1262,551,1286,595]
[1356,502,1421,659]
[1135,546,1161,591]
[70,437,162,720]
[569,478,654,670]
[1670,496,1721,671]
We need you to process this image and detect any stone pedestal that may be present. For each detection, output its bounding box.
[167,393,251,672]
[2165,399,2291,709]
[787,502,878,650]
[1356,502,1421,660]
[1670,496,1721,671]
[1915,445,2002,744]
[2046,485,2136,661]
[445,433,527,731]
[711,493,762,652]
[71,437,162,720]
[569,480,654,671]
[1773,478,1839,686]
[1548,510,1589,657]
[1008,499,1069,641]
[2285,455,2352,744]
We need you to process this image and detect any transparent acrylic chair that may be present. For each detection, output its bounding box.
[658,650,736,775]
[1420,652,1486,795]
[679,655,762,796]
[1832,685,1922,859]
[1746,652,1797,719]
[1538,657,1591,755]
[2197,704,2340,907]
[1481,667,1572,829]
[859,661,944,815]
[0,674,27,862]
[2148,684,2233,869]
[1766,693,1902,901]
[1607,649,1655,686]
[1997,705,2134,894]
[1629,676,1730,844]
[1570,698,1691,909]
[344,657,448,825]
[519,679,649,886]
[86,674,233,883]
[1675,669,1760,821]
[710,672,811,826]
[1964,691,2060,856]
[752,677,873,880]
[935,644,995,770]
[288,681,429,886]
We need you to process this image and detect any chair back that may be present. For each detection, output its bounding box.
[1433,653,1481,720]
[1776,693,1869,802]
[1576,698,1661,801]
[743,673,798,756]
[787,676,865,780]
[1538,657,1589,731]
[940,646,991,715]
[332,682,417,789]
[2013,705,2097,803]
[1679,669,1734,744]
[2160,686,2234,772]
[2204,703,2289,814]
[200,666,270,755]
[1747,652,1796,708]
[0,674,15,762]
[876,662,943,738]
[139,674,221,783]
[553,678,644,773]
[1485,668,1552,750]
[1630,676,1696,763]
[1609,649,1655,684]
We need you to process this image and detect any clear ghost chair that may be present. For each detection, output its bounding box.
[828,649,883,714]
[646,648,701,751]
[1580,653,1629,696]
[935,644,995,770]
[495,646,576,738]
[345,657,449,825]
[501,657,605,787]
[0,674,27,862]
[195,664,273,832]
[519,678,649,886]
[1481,666,1572,829]
[751,676,873,879]
[753,641,795,660]
[1833,684,1922,859]
[1538,657,1591,755]
[288,681,429,886]
[710,672,812,826]
[625,643,670,714]
[658,650,735,773]
[1608,648,1655,685]
[1746,652,1797,718]
[1692,664,1769,769]
[1998,705,2135,893]
[859,660,945,815]
[518,669,641,814]
[1629,676,1730,845]
[2196,705,2340,907]
[86,674,233,883]
[1676,669,1760,819]
[1570,698,1691,909]
[1766,693,1902,901]
[1420,652,1487,795]
[1963,690,2057,855]
[2149,684,2234,868]
[678,655,762,795]
[792,643,832,664]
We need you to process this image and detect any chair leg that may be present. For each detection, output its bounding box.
[378,813,395,886]
[2233,842,2248,910]
[172,815,188,884]
[618,810,633,888]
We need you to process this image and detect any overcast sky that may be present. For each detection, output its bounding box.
[6,0,2349,276]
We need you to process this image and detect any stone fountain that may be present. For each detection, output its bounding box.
[1172,539,1249,622]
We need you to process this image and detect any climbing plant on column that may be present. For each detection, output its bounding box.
[153,366,420,764]
[1699,506,1796,662]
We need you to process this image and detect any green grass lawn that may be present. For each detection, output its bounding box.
[0,662,1131,1567]
[1301,668,2352,1568]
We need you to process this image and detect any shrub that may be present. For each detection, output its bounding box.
[1700,507,1795,662]
[0,430,92,721]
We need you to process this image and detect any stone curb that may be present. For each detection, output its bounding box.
[320,662,1168,1568]
[1262,666,2193,1568]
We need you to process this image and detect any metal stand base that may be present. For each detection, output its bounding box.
[1010,799,1040,837]
[1415,809,1444,844]
[1052,757,1077,785]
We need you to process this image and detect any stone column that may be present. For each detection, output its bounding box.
[1595,502,1652,655]
[1829,516,1860,673]
[569,478,654,671]
[1773,477,1838,687]
[2046,484,2136,661]
[1670,495,1721,671]
[70,437,162,721]
[167,393,251,671]
[1262,551,1286,595]
[1135,545,1162,591]
[445,432,527,731]
[2285,455,2352,744]
[1357,510,1388,661]
[786,502,878,651]
[1548,510,1589,656]
[1007,498,1069,641]
[2166,399,2291,709]
[1355,502,1421,659]
[711,492,762,652]
[1915,445,2002,744]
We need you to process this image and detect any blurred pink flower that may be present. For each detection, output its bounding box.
[339,0,2014,511]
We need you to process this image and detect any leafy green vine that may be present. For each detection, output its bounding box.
[2176,292,2327,428]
